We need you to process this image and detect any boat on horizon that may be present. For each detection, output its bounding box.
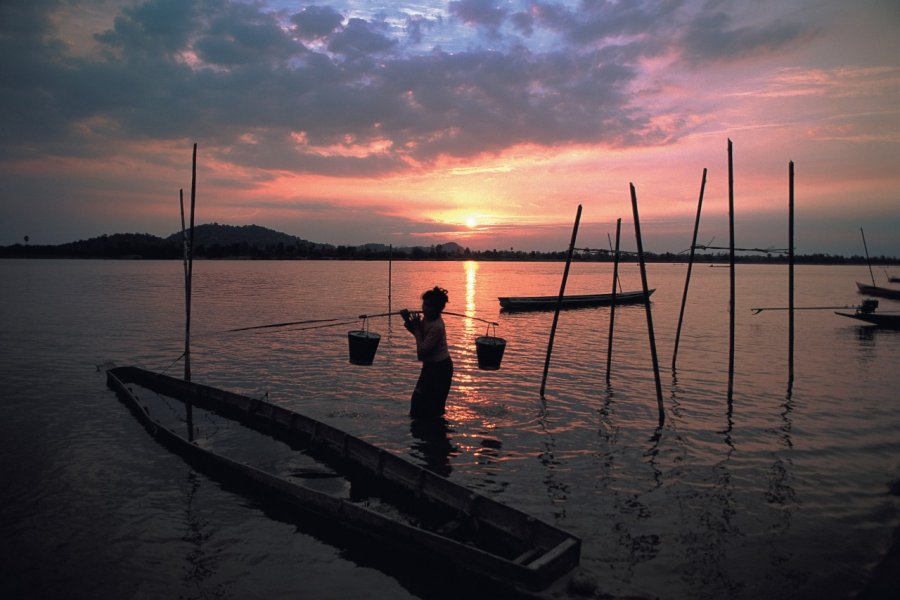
[106,366,582,597]
[498,289,653,311]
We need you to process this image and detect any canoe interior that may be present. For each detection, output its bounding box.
[106,366,580,592]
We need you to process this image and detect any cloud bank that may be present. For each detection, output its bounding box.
[1,0,816,176]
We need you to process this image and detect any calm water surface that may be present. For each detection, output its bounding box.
[1,259,898,599]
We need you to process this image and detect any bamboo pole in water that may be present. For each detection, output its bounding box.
[540,204,582,398]
[727,139,736,403]
[672,167,707,371]
[861,228,876,287]
[180,187,188,284]
[184,144,197,436]
[607,232,622,293]
[388,244,392,316]
[186,143,197,383]
[606,218,621,383]
[180,186,189,375]
[788,161,795,385]
[179,188,192,438]
[630,184,664,425]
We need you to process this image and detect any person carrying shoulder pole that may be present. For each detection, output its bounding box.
[401,287,453,419]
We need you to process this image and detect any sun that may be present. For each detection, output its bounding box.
[464,215,478,229]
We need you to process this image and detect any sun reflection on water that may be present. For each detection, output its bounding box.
[445,260,509,448]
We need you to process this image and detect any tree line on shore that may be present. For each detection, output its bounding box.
[1,226,896,264]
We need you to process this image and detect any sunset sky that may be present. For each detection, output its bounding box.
[1,0,897,254]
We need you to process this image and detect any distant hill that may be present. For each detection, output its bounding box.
[0,224,466,259]
[51,232,177,259]
[164,223,329,249]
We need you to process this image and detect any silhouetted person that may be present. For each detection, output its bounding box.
[401,287,453,418]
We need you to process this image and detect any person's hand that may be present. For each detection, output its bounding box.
[401,309,420,332]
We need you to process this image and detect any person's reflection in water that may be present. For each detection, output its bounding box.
[409,417,456,477]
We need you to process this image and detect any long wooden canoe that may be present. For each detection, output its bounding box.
[499,289,654,311]
[856,282,900,300]
[106,366,580,595]
[835,310,900,329]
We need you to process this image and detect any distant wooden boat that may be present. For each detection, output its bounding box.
[856,282,900,300]
[106,366,581,594]
[835,309,900,328]
[499,289,654,311]
[836,298,900,328]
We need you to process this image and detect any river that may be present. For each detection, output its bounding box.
[1,259,898,599]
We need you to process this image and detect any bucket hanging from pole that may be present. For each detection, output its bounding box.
[348,319,380,365]
[475,323,506,370]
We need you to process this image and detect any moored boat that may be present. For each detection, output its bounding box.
[835,299,900,329]
[499,289,654,311]
[855,282,900,300]
[106,366,581,595]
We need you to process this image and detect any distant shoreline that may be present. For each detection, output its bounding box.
[2,223,897,264]
[1,252,897,265]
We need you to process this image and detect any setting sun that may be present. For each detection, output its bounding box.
[464,215,478,229]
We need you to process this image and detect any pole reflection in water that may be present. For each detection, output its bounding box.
[537,409,569,520]
[183,471,216,590]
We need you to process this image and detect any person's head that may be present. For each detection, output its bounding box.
[421,286,449,318]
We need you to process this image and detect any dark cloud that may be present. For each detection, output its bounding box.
[680,11,813,64]
[327,18,396,56]
[448,0,508,29]
[0,0,61,38]
[0,1,68,146]
[94,0,202,59]
[510,11,534,37]
[194,3,302,66]
[0,0,816,175]
[291,5,343,40]
[528,0,684,46]
[405,14,439,45]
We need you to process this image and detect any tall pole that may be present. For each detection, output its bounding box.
[672,167,707,371]
[185,143,197,437]
[788,161,795,385]
[540,205,582,398]
[860,228,876,287]
[631,184,664,425]
[180,188,188,280]
[186,143,197,383]
[607,232,622,292]
[606,218,622,382]
[727,139,736,403]
[388,243,393,315]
